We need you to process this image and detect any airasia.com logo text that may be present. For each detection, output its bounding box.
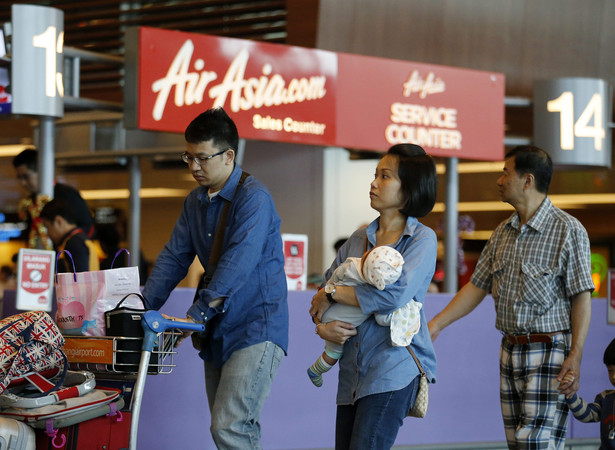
[151,40,328,120]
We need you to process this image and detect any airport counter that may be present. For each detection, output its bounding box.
[136,289,608,449]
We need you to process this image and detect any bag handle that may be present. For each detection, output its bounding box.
[406,345,426,377]
[55,250,77,282]
[110,248,130,268]
[110,293,146,312]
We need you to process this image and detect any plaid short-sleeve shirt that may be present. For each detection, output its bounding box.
[471,197,594,334]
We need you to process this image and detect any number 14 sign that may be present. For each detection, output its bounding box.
[533,78,612,169]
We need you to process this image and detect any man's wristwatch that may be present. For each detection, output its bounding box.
[324,284,337,304]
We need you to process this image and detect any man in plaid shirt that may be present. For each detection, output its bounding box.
[429,145,594,449]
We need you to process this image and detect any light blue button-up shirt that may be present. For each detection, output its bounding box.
[325,216,437,405]
[142,165,289,365]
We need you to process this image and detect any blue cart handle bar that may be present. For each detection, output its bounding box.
[141,310,206,352]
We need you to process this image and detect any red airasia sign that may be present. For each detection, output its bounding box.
[336,53,505,160]
[128,27,337,146]
[126,27,505,161]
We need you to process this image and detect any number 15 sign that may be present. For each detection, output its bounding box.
[11,4,64,118]
[533,78,612,169]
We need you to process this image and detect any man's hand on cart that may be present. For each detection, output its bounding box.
[161,314,200,348]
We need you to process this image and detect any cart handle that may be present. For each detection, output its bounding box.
[141,310,206,352]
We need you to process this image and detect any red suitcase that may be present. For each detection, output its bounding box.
[35,411,131,450]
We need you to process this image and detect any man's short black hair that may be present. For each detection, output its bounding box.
[184,107,239,152]
[604,338,615,365]
[387,143,438,218]
[40,198,78,225]
[12,149,38,171]
[505,145,553,194]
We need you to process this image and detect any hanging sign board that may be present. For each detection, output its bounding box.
[11,4,64,118]
[16,248,55,312]
[124,27,506,160]
[533,78,612,169]
[336,53,506,160]
[124,27,337,146]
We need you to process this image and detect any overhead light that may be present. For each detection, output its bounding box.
[432,201,512,213]
[436,161,503,174]
[80,188,190,200]
[0,144,35,157]
[550,193,615,206]
[460,230,493,240]
[433,193,615,213]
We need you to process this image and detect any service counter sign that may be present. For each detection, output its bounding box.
[125,27,337,146]
[125,26,505,161]
[336,53,505,160]
[16,248,55,312]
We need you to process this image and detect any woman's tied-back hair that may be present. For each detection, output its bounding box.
[505,145,553,194]
[387,143,438,218]
[184,107,239,152]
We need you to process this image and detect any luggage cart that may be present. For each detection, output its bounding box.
[62,311,204,449]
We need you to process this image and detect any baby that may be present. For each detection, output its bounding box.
[308,246,422,387]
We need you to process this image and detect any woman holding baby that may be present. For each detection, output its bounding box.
[309,143,439,449]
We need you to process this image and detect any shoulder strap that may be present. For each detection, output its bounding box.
[406,346,426,376]
[208,171,250,266]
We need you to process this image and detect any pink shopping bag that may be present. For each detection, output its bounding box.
[54,250,142,336]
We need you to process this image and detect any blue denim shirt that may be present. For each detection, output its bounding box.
[325,217,437,405]
[142,165,289,366]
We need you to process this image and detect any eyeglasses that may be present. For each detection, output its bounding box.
[181,149,227,166]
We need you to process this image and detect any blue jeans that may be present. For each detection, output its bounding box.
[335,375,420,450]
[204,341,284,449]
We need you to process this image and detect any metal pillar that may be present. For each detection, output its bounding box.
[444,157,459,293]
[128,156,141,269]
[38,116,55,198]
[236,138,245,165]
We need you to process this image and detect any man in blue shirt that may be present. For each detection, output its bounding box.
[142,107,288,449]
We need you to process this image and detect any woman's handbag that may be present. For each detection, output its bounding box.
[406,346,429,418]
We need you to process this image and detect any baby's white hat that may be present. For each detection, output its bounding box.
[363,246,404,290]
